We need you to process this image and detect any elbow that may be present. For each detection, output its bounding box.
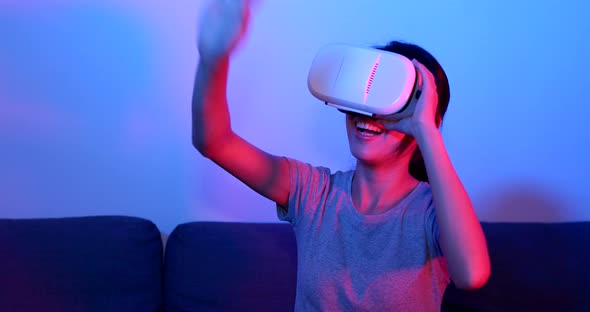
[192,137,207,156]
[192,130,233,159]
[193,138,215,159]
[192,128,213,157]
[453,263,491,290]
[455,273,490,291]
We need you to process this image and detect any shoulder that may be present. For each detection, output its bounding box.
[283,157,332,184]
[284,157,353,186]
[282,157,355,208]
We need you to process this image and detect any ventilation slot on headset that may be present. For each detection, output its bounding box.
[364,54,381,104]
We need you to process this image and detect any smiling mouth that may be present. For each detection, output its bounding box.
[355,121,384,136]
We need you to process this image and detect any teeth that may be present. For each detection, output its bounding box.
[356,121,383,134]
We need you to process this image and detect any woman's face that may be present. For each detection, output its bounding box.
[345,113,408,165]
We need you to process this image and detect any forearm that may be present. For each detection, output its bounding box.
[192,56,234,155]
[415,126,490,289]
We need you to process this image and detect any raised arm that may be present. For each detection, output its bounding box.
[193,0,290,207]
[384,60,491,290]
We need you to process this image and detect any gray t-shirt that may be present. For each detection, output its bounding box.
[277,158,450,311]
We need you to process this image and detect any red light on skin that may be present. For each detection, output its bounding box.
[364,54,381,104]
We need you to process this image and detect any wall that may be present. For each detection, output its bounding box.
[1,0,588,233]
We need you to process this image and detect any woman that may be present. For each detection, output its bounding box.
[193,1,490,310]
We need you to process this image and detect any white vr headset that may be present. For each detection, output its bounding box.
[308,44,423,120]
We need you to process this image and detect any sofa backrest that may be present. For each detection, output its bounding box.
[4,217,588,311]
[164,222,297,312]
[442,221,590,311]
[165,221,590,312]
[0,216,164,312]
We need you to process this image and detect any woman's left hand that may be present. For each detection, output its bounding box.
[381,59,439,137]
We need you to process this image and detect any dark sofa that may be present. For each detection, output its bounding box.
[1,216,589,311]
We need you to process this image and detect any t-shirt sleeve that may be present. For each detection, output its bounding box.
[425,197,451,284]
[425,200,444,258]
[276,157,332,227]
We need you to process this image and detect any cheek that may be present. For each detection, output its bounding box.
[385,130,406,142]
[379,131,409,155]
[345,117,355,134]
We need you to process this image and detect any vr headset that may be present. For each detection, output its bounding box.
[307,44,422,120]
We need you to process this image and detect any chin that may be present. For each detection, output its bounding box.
[345,115,408,164]
[348,144,395,165]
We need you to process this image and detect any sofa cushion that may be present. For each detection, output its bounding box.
[0,216,163,312]
[164,222,297,312]
[442,222,590,311]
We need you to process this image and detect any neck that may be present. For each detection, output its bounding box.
[351,149,420,215]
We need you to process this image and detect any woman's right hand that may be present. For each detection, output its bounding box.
[197,0,251,65]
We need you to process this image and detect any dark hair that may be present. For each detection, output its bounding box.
[374,41,450,182]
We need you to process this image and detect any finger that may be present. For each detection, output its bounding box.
[225,0,244,19]
[241,0,251,35]
[224,0,251,51]
[411,59,439,107]
[411,59,436,92]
